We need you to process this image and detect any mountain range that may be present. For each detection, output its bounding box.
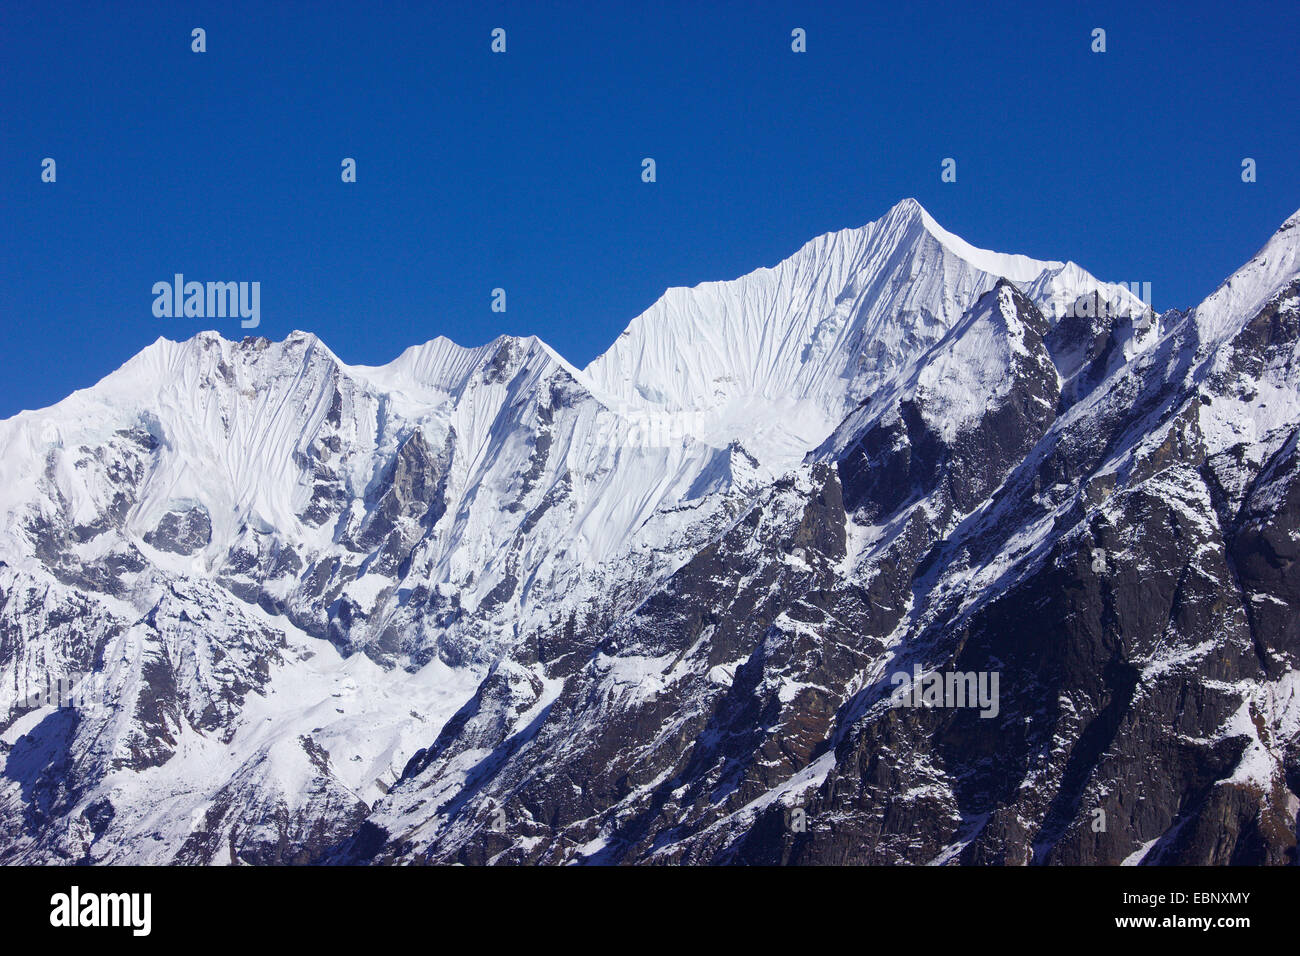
[2,197,1298,865]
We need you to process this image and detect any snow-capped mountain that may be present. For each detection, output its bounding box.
[2,199,1298,866]
[586,197,1144,468]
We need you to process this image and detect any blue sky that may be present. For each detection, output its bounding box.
[1,0,1297,417]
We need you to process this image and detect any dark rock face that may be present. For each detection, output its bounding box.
[1233,429,1300,669]
[144,506,212,555]
[351,431,450,557]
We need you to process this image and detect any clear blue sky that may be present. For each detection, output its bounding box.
[1,0,1297,417]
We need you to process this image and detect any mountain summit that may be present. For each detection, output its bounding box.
[584,198,1144,466]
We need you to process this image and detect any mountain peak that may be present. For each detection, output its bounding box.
[884,196,929,224]
[1194,206,1300,346]
[885,200,1065,282]
[583,199,1120,468]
